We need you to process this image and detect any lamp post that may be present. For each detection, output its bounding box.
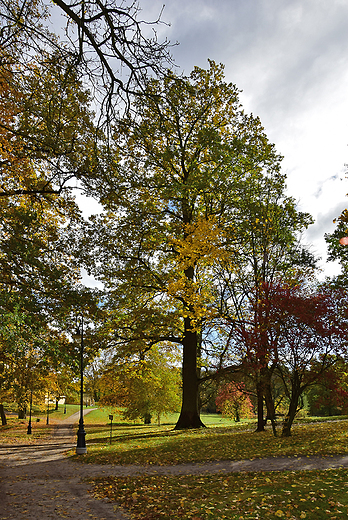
[27,388,33,435]
[46,391,50,425]
[73,316,87,455]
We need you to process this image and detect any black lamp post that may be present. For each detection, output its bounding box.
[27,388,33,434]
[73,316,87,455]
[46,391,50,425]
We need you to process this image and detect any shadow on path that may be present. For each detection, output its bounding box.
[0,409,129,520]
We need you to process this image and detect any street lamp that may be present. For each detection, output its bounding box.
[46,391,50,425]
[27,388,33,435]
[73,316,87,455]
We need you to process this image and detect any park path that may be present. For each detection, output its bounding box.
[1,413,348,519]
[0,410,129,520]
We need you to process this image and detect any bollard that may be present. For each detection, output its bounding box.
[109,415,114,444]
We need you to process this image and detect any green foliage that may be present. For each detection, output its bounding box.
[82,61,286,428]
[99,346,181,424]
[306,358,348,416]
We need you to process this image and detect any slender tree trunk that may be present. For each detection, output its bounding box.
[175,316,205,429]
[0,404,7,426]
[282,390,300,437]
[234,405,240,422]
[264,380,277,436]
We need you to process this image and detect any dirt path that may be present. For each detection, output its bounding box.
[1,414,348,519]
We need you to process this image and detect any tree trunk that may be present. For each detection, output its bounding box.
[18,407,26,419]
[143,413,151,424]
[175,316,205,430]
[255,380,265,432]
[264,380,277,436]
[281,392,300,437]
[0,404,7,426]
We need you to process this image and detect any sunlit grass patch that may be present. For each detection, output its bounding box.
[91,468,348,519]
[49,404,80,421]
[79,419,348,466]
[0,416,53,444]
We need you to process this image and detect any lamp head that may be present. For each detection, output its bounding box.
[72,327,81,341]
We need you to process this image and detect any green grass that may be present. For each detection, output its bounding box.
[82,407,241,427]
[49,404,80,421]
[2,405,348,518]
[92,469,348,519]
[77,417,348,466]
[85,412,348,520]
[0,404,80,444]
[0,415,53,444]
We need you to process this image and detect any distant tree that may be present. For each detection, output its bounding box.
[100,346,181,425]
[306,357,348,416]
[216,381,254,422]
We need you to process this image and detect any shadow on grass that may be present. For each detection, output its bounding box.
[84,424,189,444]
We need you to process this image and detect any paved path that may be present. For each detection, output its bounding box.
[1,413,348,519]
[0,410,129,520]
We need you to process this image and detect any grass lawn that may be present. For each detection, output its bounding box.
[0,403,80,444]
[92,469,348,519]
[79,411,348,466]
[77,408,348,519]
[2,405,348,518]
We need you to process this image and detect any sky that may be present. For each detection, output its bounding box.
[75,0,348,282]
[137,0,348,279]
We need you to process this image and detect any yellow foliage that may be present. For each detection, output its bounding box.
[169,217,228,269]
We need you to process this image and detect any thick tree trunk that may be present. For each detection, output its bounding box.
[255,381,265,432]
[18,407,26,419]
[175,317,205,430]
[0,404,7,425]
[143,413,151,424]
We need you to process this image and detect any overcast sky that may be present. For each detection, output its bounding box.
[133,0,348,279]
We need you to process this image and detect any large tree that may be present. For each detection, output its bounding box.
[82,61,285,429]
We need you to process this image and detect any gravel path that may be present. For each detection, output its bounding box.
[0,411,129,520]
[1,413,348,519]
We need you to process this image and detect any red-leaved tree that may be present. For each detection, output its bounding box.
[228,282,348,436]
[216,381,254,422]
